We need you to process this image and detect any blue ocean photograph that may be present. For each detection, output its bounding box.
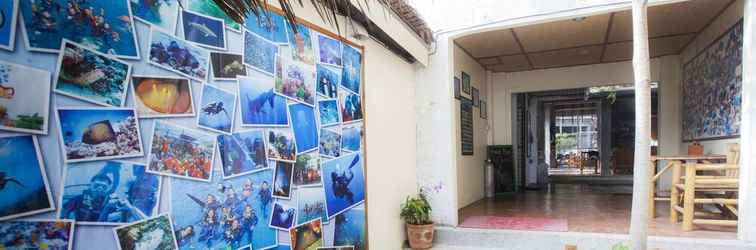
[197,84,236,135]
[316,64,340,99]
[339,89,363,123]
[0,135,53,220]
[171,168,277,250]
[318,34,342,66]
[334,207,365,250]
[341,122,362,152]
[0,61,51,135]
[182,9,226,50]
[243,30,278,75]
[286,23,315,64]
[244,11,289,44]
[0,0,18,51]
[266,128,296,162]
[273,161,293,199]
[130,0,180,32]
[149,28,210,81]
[0,220,74,249]
[294,151,321,187]
[19,0,140,58]
[54,40,132,107]
[320,128,341,158]
[218,130,268,179]
[269,202,296,230]
[185,0,242,31]
[318,99,340,126]
[297,187,327,225]
[289,103,318,153]
[57,108,143,163]
[322,153,365,219]
[341,45,362,94]
[60,161,161,225]
[238,74,289,126]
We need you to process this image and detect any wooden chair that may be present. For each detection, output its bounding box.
[670,144,740,231]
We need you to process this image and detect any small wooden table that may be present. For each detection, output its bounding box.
[648,155,727,220]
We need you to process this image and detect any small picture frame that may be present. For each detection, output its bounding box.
[454,76,461,99]
[481,100,487,119]
[461,71,471,95]
[472,87,480,107]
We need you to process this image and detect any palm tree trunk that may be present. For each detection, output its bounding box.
[629,0,651,249]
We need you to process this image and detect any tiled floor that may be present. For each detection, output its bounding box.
[458,184,737,239]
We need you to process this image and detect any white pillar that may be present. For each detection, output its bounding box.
[738,0,756,242]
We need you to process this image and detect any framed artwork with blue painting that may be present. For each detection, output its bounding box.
[0,0,18,51]
[682,21,743,141]
[19,0,141,59]
[182,9,227,50]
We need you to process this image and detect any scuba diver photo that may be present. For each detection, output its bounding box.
[148,27,209,82]
[315,64,340,100]
[196,84,236,135]
[297,186,327,225]
[147,121,216,182]
[322,153,365,219]
[171,168,277,250]
[268,202,296,230]
[0,135,54,221]
[217,129,269,179]
[59,161,161,225]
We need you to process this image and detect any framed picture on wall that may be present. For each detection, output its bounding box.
[481,100,487,119]
[472,87,480,107]
[461,71,471,95]
[454,76,461,99]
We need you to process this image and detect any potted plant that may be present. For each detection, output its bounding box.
[401,191,434,249]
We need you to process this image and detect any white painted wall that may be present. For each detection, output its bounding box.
[453,45,490,208]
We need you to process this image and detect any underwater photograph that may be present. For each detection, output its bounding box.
[244,11,289,44]
[218,129,268,179]
[341,122,362,152]
[149,28,209,82]
[0,220,75,250]
[266,128,297,162]
[55,40,132,107]
[286,23,315,65]
[290,103,319,153]
[273,161,294,199]
[320,128,342,158]
[339,89,363,123]
[59,161,161,225]
[171,167,277,250]
[279,61,316,106]
[148,121,215,182]
[318,99,340,127]
[130,0,180,32]
[322,153,365,219]
[334,207,365,250]
[211,52,247,80]
[0,135,54,221]
[132,75,195,118]
[57,107,143,163]
[197,84,236,135]
[269,202,296,230]
[19,0,140,58]
[238,73,289,126]
[297,187,327,225]
[0,61,51,134]
[341,45,362,95]
[294,151,322,187]
[185,0,242,32]
[114,214,178,250]
[316,64,340,99]
[243,30,278,76]
[318,34,342,66]
[182,9,226,50]
[290,218,323,250]
[0,0,18,51]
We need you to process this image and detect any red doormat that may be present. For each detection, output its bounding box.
[459,216,568,232]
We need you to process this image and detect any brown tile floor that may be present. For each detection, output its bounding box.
[458,184,736,239]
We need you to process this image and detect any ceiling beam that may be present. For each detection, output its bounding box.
[599,13,616,63]
[510,29,535,70]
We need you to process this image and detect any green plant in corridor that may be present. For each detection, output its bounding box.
[400,192,433,225]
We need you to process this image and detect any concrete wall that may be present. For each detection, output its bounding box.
[453,45,490,208]
[679,0,744,155]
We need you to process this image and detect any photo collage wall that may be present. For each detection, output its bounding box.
[0,0,366,250]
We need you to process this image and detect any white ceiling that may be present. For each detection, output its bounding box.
[454,0,734,73]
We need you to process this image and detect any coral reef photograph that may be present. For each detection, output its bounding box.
[294,151,321,187]
[0,220,75,250]
[266,128,296,162]
[279,61,316,106]
[54,40,132,107]
[57,107,143,163]
[114,214,177,250]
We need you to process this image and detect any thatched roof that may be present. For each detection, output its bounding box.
[387,0,434,44]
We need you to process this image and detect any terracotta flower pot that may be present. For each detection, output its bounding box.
[406,223,435,249]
